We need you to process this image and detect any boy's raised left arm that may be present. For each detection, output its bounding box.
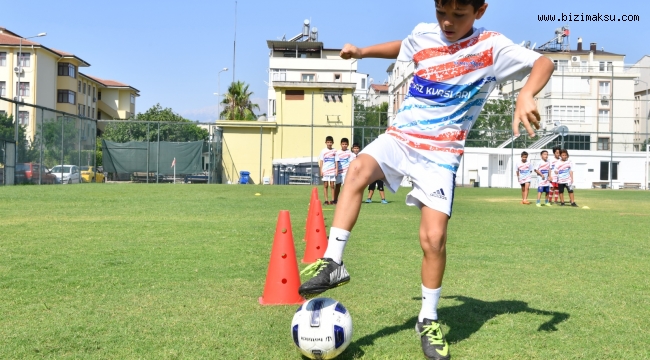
[513,57,554,137]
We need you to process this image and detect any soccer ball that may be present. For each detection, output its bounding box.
[291,298,353,359]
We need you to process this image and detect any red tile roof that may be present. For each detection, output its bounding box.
[81,73,139,93]
[0,28,90,65]
[370,84,389,92]
[0,32,40,46]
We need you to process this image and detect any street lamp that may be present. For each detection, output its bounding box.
[14,32,46,165]
[216,67,229,120]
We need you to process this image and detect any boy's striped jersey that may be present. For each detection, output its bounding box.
[336,150,356,175]
[556,160,574,184]
[389,23,541,173]
[319,148,337,176]
[549,158,561,182]
[517,161,533,184]
[535,159,551,187]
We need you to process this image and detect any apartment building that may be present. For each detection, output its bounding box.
[0,27,139,139]
[629,55,650,148]
[366,83,389,107]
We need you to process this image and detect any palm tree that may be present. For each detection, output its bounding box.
[220,81,260,120]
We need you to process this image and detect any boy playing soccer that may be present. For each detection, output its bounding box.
[299,1,553,358]
[555,149,578,207]
[534,150,552,207]
[516,151,533,204]
[549,146,562,204]
[319,136,338,205]
[333,138,355,204]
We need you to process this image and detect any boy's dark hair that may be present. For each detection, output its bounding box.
[521,151,528,157]
[540,150,548,155]
[552,146,561,154]
[560,149,569,156]
[325,136,334,142]
[435,0,485,11]
[340,138,349,144]
[352,143,360,148]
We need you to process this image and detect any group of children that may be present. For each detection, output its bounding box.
[319,136,387,205]
[517,146,578,207]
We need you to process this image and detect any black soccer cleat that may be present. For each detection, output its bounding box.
[299,258,350,299]
[416,319,450,360]
[571,202,579,207]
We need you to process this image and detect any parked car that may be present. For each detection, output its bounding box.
[80,166,105,183]
[50,165,81,184]
[16,163,58,184]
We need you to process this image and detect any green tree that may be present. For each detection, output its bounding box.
[353,100,389,147]
[0,112,37,163]
[102,104,209,142]
[220,81,260,120]
[467,99,514,148]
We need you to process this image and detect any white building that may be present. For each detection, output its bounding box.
[266,20,368,121]
[366,83,389,107]
[629,55,650,147]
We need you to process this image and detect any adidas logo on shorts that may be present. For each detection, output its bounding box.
[430,188,447,200]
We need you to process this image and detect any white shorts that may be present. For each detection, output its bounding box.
[322,175,336,183]
[336,173,346,185]
[361,134,456,217]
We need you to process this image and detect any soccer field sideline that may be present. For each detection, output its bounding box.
[0,185,649,359]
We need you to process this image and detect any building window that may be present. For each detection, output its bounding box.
[334,74,342,82]
[18,111,29,125]
[553,60,569,71]
[599,81,610,95]
[57,90,75,104]
[0,52,6,66]
[285,90,304,100]
[552,134,591,150]
[0,81,5,97]
[58,63,76,78]
[271,69,286,82]
[599,61,613,72]
[93,87,96,99]
[78,81,81,92]
[598,110,609,124]
[597,137,610,150]
[546,105,586,123]
[302,74,315,82]
[17,52,30,67]
[98,91,101,100]
[81,104,86,117]
[78,104,82,115]
[83,83,86,94]
[324,91,343,103]
[17,82,30,97]
[130,94,135,104]
[91,107,95,119]
[361,78,366,89]
[600,161,618,180]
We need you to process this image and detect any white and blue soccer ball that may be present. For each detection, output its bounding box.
[291,298,353,359]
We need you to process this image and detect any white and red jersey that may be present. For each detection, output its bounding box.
[335,150,356,176]
[535,159,551,187]
[319,148,337,177]
[549,157,561,182]
[556,160,574,184]
[517,161,533,184]
[387,23,541,173]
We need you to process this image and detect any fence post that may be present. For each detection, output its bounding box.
[311,91,314,185]
[259,124,263,185]
[60,116,65,179]
[39,108,43,185]
[146,122,150,183]
[78,118,82,171]
[157,122,160,184]
[610,65,614,189]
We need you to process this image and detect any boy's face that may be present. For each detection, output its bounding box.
[341,142,349,151]
[326,140,334,149]
[541,152,548,161]
[521,154,528,163]
[435,1,488,42]
[561,153,568,161]
[352,146,360,154]
[554,150,561,158]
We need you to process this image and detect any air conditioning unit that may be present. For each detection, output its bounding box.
[93,97,97,102]
[13,67,23,74]
[601,95,610,101]
[571,56,581,63]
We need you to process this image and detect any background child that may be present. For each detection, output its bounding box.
[549,146,562,204]
[516,151,532,204]
[366,180,387,204]
[351,143,361,156]
[555,149,578,207]
[334,138,355,204]
[534,150,552,207]
[319,136,338,205]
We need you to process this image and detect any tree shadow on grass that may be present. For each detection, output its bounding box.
[332,295,569,359]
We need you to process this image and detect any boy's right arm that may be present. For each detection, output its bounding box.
[340,41,402,60]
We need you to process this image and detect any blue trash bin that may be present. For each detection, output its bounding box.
[239,171,250,184]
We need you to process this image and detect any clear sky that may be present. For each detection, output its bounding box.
[1,0,648,121]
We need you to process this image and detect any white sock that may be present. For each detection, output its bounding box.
[322,227,350,264]
[419,285,441,322]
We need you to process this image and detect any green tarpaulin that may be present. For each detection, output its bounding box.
[102,140,203,176]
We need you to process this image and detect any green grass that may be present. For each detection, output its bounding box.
[1,184,649,359]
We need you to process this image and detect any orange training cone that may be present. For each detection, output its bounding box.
[303,188,319,242]
[259,210,305,305]
[302,195,328,264]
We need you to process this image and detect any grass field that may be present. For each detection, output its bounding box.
[1,184,649,359]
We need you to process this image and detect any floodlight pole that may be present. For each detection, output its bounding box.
[646,144,649,190]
